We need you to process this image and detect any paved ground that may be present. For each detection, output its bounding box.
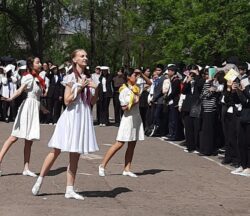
[0,122,249,216]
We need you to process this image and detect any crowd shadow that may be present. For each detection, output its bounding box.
[38,187,132,198]
[47,167,67,176]
[136,169,174,176]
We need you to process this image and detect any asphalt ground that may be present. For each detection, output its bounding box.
[0,121,249,216]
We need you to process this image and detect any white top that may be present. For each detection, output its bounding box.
[48,73,99,154]
[102,77,107,92]
[39,71,50,93]
[1,76,17,98]
[136,77,146,94]
[91,73,101,85]
[11,74,42,140]
[116,86,144,142]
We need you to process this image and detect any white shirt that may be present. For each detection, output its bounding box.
[91,73,101,85]
[136,77,146,94]
[102,77,107,92]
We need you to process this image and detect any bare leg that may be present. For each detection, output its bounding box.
[65,153,84,200]
[32,148,61,195]
[67,152,80,186]
[0,136,18,164]
[39,148,61,177]
[23,139,33,171]
[101,141,124,168]
[124,141,136,171]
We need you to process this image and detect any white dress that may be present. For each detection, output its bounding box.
[12,74,42,140]
[48,73,99,154]
[116,86,145,142]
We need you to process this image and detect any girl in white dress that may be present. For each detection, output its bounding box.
[99,68,151,178]
[0,57,47,177]
[32,49,99,200]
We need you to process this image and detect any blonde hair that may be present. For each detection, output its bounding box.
[70,49,90,78]
[71,49,87,61]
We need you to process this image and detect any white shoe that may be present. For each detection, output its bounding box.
[98,165,105,177]
[32,182,41,196]
[231,166,244,175]
[122,171,138,178]
[23,170,37,177]
[238,168,250,177]
[0,170,2,177]
[65,191,84,200]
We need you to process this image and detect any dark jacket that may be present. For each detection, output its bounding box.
[47,74,64,99]
[98,74,113,100]
[182,76,204,112]
[152,75,165,104]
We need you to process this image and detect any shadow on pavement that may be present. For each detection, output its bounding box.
[38,187,132,198]
[136,169,174,176]
[47,167,67,176]
[81,187,132,197]
[1,172,22,177]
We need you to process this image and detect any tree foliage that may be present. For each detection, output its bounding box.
[0,0,249,68]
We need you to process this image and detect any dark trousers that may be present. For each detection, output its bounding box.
[183,112,201,151]
[113,92,122,124]
[2,100,16,121]
[0,100,3,120]
[224,112,240,163]
[40,96,48,123]
[47,98,62,124]
[238,122,250,169]
[99,93,110,125]
[153,104,163,127]
[199,111,217,155]
[168,104,184,140]
[139,106,148,129]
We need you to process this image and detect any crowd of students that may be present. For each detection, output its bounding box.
[1,58,250,178]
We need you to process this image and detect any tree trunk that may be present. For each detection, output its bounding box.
[35,0,44,60]
[89,0,96,68]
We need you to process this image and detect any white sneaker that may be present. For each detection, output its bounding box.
[231,166,244,175]
[23,170,37,177]
[65,191,84,200]
[238,168,250,177]
[32,182,41,196]
[98,165,105,177]
[122,171,138,178]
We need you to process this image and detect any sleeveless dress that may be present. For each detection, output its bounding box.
[48,73,99,154]
[116,86,144,142]
[12,74,42,140]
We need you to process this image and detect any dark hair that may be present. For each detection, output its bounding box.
[156,64,164,71]
[26,56,37,72]
[167,65,178,73]
[187,64,199,71]
[124,68,134,78]
[215,70,226,84]
[238,62,248,71]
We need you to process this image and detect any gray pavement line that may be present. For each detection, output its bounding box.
[157,138,233,171]
[77,172,92,176]
[103,143,113,146]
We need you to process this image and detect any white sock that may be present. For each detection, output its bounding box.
[37,176,44,184]
[66,185,74,193]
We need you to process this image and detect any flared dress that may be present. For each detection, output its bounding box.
[116,86,145,142]
[11,74,42,140]
[48,73,99,154]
